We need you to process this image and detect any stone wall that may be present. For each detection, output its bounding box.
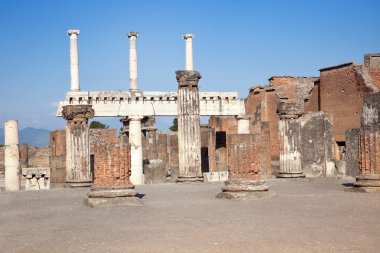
[50,130,66,183]
[28,146,50,168]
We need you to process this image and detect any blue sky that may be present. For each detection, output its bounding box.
[0,0,379,130]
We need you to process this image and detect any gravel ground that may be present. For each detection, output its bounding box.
[1,177,380,253]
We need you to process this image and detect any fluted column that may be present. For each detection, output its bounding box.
[176,70,203,182]
[62,105,94,187]
[4,120,20,191]
[67,29,80,91]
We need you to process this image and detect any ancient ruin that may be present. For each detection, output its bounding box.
[1,31,379,200]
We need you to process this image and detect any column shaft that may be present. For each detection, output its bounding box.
[129,117,144,185]
[183,34,194,71]
[62,105,94,186]
[176,70,203,181]
[68,30,80,91]
[128,32,139,91]
[4,120,20,191]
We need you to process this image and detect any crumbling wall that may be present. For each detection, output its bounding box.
[320,64,366,142]
[208,116,237,172]
[50,130,66,183]
[28,146,49,167]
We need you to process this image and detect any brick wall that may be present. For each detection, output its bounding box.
[227,134,260,181]
[93,142,131,185]
[208,116,238,172]
[320,64,365,142]
[50,130,66,157]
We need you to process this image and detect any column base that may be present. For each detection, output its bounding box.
[216,180,274,200]
[277,172,305,178]
[354,175,380,188]
[177,176,204,183]
[66,181,92,188]
[86,185,143,208]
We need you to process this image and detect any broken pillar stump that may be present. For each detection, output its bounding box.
[216,134,272,199]
[86,141,142,208]
[352,92,380,192]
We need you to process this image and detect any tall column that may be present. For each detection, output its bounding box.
[176,70,203,182]
[4,120,20,191]
[62,105,94,187]
[67,30,80,91]
[128,32,139,91]
[237,115,250,134]
[183,34,194,71]
[128,116,144,185]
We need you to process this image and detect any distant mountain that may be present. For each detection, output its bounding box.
[0,127,50,147]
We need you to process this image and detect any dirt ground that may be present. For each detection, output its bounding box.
[1,177,380,253]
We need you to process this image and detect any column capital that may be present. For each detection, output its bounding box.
[183,34,194,40]
[62,105,94,125]
[176,70,201,86]
[128,31,139,38]
[67,29,80,36]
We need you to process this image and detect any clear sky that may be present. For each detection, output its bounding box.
[0,0,379,130]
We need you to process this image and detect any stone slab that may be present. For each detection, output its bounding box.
[86,197,143,208]
[216,191,275,200]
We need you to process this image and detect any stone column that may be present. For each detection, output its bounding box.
[129,116,144,185]
[183,34,194,71]
[62,105,94,187]
[67,29,80,91]
[128,32,139,91]
[354,92,380,190]
[277,101,305,178]
[176,70,203,182]
[4,120,20,191]
[237,115,250,134]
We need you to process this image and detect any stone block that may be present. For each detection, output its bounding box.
[22,168,50,190]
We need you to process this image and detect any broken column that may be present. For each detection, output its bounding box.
[67,29,80,91]
[176,70,203,182]
[62,105,94,187]
[277,101,304,178]
[4,120,21,191]
[87,140,142,208]
[216,134,270,199]
[128,32,139,91]
[354,92,380,190]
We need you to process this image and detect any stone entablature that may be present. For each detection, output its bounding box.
[57,91,245,117]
